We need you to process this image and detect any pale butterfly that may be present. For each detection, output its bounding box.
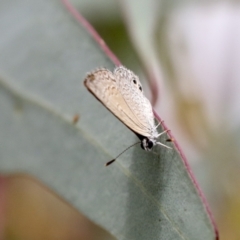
[84,66,171,165]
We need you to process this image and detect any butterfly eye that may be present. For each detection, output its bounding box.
[133,79,137,84]
[139,86,142,91]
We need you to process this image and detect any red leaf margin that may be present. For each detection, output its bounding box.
[62,1,219,239]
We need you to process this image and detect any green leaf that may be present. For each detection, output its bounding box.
[0,0,217,239]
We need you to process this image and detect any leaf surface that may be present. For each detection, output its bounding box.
[0,0,216,239]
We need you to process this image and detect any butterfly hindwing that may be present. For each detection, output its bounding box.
[114,67,155,131]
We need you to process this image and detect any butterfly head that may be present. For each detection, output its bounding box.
[140,138,154,151]
[140,128,172,151]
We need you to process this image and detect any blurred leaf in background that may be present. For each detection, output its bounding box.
[3,174,114,240]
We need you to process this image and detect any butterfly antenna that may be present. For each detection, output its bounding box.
[105,141,140,166]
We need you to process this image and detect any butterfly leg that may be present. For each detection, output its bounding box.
[155,119,164,130]
[156,129,172,149]
[156,141,172,149]
[156,129,169,138]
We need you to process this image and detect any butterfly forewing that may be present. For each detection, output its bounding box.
[84,68,153,137]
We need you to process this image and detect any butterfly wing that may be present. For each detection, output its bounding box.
[114,66,156,133]
[84,68,153,137]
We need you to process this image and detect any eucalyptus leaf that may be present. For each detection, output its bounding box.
[0,0,216,239]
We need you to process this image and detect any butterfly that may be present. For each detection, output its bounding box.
[84,66,171,164]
